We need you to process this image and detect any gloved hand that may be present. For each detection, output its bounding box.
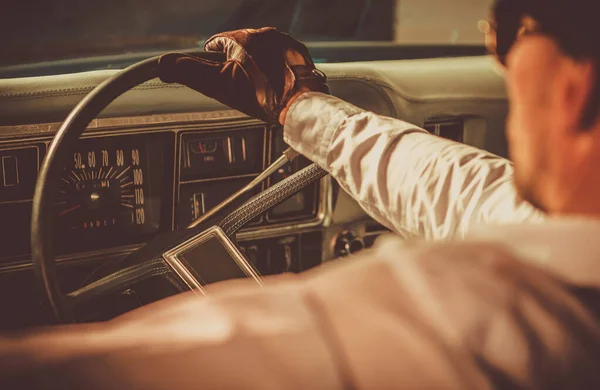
[158,27,329,124]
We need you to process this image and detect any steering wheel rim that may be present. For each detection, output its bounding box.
[32,55,196,322]
[32,53,329,323]
[32,52,329,323]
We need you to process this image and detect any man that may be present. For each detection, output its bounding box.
[1,0,599,388]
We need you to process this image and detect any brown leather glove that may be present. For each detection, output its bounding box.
[158,27,328,124]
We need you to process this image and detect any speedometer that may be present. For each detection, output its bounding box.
[57,147,146,231]
[53,133,171,255]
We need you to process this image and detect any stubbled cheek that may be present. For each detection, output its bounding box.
[505,86,523,144]
[506,67,526,103]
[506,113,520,159]
[506,107,532,171]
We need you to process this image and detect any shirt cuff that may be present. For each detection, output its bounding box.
[283,92,363,169]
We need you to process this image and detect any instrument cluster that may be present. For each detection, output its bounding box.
[54,133,172,254]
[0,123,322,265]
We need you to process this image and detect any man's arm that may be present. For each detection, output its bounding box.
[158,27,540,240]
[282,92,543,240]
[2,237,598,389]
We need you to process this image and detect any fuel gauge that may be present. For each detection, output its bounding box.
[190,139,219,155]
[183,137,231,168]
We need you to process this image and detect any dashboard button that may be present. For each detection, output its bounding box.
[192,192,206,219]
[0,145,42,203]
[2,155,19,187]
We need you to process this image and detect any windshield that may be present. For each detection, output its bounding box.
[2,0,491,76]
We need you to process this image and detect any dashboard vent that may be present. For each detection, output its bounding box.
[423,119,463,142]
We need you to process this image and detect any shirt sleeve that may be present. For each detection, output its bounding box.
[283,92,543,240]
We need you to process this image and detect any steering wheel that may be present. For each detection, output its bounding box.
[31,53,328,323]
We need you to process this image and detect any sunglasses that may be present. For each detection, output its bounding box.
[478,13,545,67]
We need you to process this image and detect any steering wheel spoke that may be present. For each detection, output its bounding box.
[66,259,172,309]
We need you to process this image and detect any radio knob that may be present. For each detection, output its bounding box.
[334,230,365,258]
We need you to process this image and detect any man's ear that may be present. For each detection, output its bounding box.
[559,58,596,132]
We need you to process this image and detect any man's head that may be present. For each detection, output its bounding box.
[487,0,600,215]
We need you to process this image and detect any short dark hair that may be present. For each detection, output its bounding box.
[494,0,600,128]
[527,0,600,128]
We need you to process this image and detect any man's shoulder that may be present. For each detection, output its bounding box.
[307,235,600,387]
[313,232,600,347]
[308,235,549,330]
[372,235,598,320]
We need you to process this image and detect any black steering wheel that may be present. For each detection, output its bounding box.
[31,53,328,323]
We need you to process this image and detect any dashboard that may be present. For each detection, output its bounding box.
[0,119,326,275]
[0,55,510,327]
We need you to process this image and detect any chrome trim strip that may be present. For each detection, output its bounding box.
[179,172,258,185]
[171,128,180,231]
[226,137,233,164]
[0,110,250,138]
[0,198,34,205]
[0,244,144,273]
[55,244,145,263]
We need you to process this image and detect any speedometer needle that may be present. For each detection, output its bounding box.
[58,204,81,216]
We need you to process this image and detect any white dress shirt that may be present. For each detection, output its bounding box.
[1,94,599,389]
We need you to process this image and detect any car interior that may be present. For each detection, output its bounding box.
[0,0,505,329]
